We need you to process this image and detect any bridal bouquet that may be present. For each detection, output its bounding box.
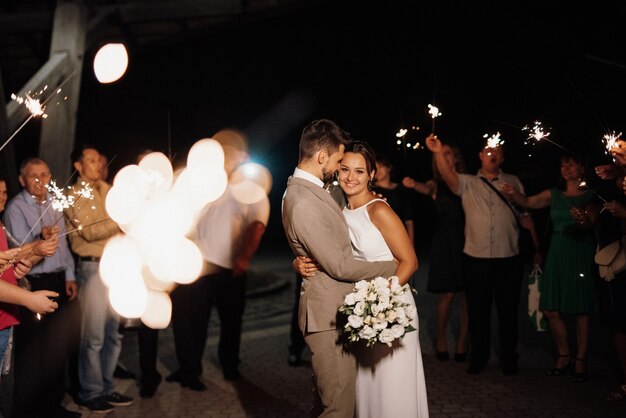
[338,276,417,347]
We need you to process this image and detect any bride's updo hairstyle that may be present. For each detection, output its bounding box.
[345,140,377,190]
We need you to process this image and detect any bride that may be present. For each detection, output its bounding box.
[296,141,429,418]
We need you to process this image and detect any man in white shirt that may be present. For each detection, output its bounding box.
[427,133,540,376]
[168,130,269,387]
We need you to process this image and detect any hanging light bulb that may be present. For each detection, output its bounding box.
[93,43,129,84]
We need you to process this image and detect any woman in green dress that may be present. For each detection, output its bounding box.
[502,155,600,382]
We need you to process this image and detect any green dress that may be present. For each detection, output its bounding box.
[539,188,597,314]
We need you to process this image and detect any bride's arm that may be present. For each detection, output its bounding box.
[367,201,418,285]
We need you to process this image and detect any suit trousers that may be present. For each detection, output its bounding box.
[463,255,523,367]
[304,329,357,418]
[171,269,246,381]
[12,272,69,418]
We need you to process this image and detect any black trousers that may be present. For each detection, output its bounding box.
[12,272,69,418]
[463,255,523,367]
[137,324,160,386]
[171,270,246,381]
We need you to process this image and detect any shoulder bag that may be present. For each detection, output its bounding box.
[595,238,626,281]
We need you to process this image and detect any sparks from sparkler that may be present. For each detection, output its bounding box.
[484,132,505,149]
[0,71,77,154]
[578,180,608,213]
[11,91,48,119]
[603,131,623,157]
[522,121,551,143]
[46,180,77,211]
[396,129,407,138]
[428,104,441,132]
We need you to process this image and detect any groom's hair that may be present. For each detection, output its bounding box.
[299,119,351,162]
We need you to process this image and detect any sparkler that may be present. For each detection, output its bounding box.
[484,132,505,149]
[578,180,608,207]
[428,104,441,132]
[0,71,77,154]
[602,131,623,159]
[57,218,111,239]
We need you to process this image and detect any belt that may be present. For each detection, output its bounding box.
[80,256,101,262]
[27,271,65,280]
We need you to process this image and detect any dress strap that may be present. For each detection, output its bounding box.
[365,198,390,208]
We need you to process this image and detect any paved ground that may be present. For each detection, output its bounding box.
[64,247,626,417]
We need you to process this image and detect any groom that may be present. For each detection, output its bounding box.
[282,119,397,417]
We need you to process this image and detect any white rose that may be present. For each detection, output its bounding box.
[364,315,372,325]
[391,324,405,338]
[367,291,377,301]
[359,325,377,340]
[394,308,406,323]
[344,292,356,306]
[370,303,380,316]
[353,301,366,316]
[386,310,397,322]
[355,280,369,291]
[347,314,364,329]
[378,328,395,346]
[354,289,366,302]
[372,319,388,331]
[374,276,389,290]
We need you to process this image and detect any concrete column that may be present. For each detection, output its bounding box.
[39,0,86,183]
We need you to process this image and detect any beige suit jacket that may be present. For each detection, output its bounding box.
[282,176,397,333]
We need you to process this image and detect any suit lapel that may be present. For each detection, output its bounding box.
[287,176,345,217]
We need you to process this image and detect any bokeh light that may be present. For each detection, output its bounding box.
[93,43,129,84]
[141,290,172,329]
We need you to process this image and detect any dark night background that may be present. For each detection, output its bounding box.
[6,0,626,249]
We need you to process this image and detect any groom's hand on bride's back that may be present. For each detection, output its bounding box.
[293,255,319,277]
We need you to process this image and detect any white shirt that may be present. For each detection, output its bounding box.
[457,170,525,258]
[196,184,270,269]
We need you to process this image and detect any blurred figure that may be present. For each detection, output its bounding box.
[5,157,80,418]
[594,140,626,401]
[371,154,415,245]
[503,154,599,382]
[403,143,469,362]
[168,129,269,387]
[64,145,131,414]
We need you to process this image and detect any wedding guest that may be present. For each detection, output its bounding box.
[594,142,626,401]
[64,144,132,414]
[426,133,541,375]
[0,175,59,418]
[403,142,469,362]
[503,154,599,382]
[169,129,269,386]
[282,119,397,417]
[5,157,80,418]
[371,154,415,245]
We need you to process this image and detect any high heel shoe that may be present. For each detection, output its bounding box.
[545,354,573,376]
[573,357,588,382]
[436,351,449,361]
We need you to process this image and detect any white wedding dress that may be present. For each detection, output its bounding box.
[343,199,429,418]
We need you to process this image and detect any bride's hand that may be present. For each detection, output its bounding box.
[293,255,319,277]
